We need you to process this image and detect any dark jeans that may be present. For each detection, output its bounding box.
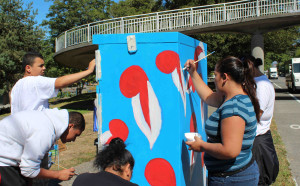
[208,161,259,186]
[0,166,31,186]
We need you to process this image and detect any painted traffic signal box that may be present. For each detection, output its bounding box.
[93,32,208,186]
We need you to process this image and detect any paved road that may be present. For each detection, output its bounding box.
[270,77,300,185]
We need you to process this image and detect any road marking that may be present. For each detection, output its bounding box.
[290,124,300,130]
[273,82,300,104]
[273,83,282,89]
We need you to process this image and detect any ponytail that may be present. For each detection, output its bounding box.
[94,137,134,172]
[241,59,260,122]
[216,56,260,122]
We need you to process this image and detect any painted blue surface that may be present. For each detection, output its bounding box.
[93,32,208,186]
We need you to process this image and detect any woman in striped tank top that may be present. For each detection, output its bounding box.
[184,56,260,186]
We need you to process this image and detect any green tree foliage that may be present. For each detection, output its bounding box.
[0,0,44,97]
[44,0,112,40]
[295,47,300,57]
[109,0,156,18]
[153,0,236,11]
[264,27,299,73]
[193,33,251,72]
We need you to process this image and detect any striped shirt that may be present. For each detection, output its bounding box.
[204,94,257,172]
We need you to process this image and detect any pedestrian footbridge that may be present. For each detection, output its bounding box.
[54,0,300,70]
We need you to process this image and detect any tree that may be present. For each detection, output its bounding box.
[44,0,112,41]
[0,0,44,101]
[153,0,236,11]
[109,0,156,18]
[264,27,300,72]
[193,33,251,72]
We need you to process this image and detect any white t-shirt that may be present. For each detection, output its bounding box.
[255,75,275,136]
[11,76,58,114]
[0,108,69,178]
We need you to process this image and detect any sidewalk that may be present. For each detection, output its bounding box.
[49,160,98,186]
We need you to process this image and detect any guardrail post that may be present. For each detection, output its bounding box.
[256,0,260,17]
[121,18,124,34]
[64,31,67,49]
[87,24,90,42]
[294,0,297,11]
[190,8,193,26]
[223,3,226,21]
[156,12,159,32]
[55,37,58,53]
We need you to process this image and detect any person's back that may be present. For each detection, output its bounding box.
[73,172,138,186]
[254,74,275,135]
[11,76,58,114]
[0,108,69,177]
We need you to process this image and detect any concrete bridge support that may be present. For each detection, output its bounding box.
[251,32,264,72]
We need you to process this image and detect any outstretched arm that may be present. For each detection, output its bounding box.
[55,59,95,89]
[184,59,223,107]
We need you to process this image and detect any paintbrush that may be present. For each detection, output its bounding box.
[54,163,79,175]
[183,51,215,70]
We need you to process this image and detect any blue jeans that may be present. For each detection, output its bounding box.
[208,161,259,186]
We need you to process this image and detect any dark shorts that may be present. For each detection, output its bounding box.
[0,166,31,186]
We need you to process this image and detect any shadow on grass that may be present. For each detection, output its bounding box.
[50,92,96,105]
[60,99,94,111]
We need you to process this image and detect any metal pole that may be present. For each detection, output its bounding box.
[156,13,159,32]
[55,37,57,52]
[190,8,193,26]
[223,3,226,21]
[87,24,90,42]
[121,18,124,34]
[64,31,67,49]
[256,0,260,17]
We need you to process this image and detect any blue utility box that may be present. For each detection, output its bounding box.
[93,32,208,186]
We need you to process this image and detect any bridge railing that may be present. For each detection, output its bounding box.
[55,0,300,53]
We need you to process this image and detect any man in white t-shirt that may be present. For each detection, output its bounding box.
[10,51,95,114]
[242,56,279,186]
[255,75,275,136]
[0,109,85,186]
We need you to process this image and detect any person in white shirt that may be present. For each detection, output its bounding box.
[0,108,85,186]
[10,51,95,114]
[241,56,279,186]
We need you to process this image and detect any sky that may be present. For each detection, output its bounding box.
[22,0,54,26]
[22,0,119,26]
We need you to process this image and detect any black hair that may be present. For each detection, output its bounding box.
[22,52,44,70]
[240,55,262,68]
[69,112,85,131]
[216,56,260,122]
[94,138,134,173]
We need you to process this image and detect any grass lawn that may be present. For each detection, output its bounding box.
[48,92,98,171]
[271,120,296,185]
